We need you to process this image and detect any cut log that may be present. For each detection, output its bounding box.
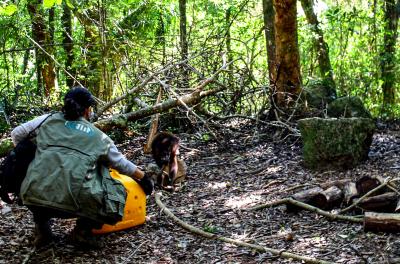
[356,176,387,196]
[286,187,323,212]
[320,179,351,190]
[343,182,358,205]
[313,186,343,210]
[364,212,400,233]
[356,192,398,212]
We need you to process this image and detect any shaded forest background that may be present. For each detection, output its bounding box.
[0,0,399,134]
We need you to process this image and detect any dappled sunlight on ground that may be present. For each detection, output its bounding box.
[224,193,263,209]
[206,181,231,190]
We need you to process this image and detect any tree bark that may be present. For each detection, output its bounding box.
[286,187,323,212]
[27,0,56,98]
[381,0,399,115]
[300,0,335,91]
[72,6,103,98]
[364,212,400,233]
[313,186,343,210]
[343,182,358,205]
[62,2,74,87]
[272,0,302,112]
[226,7,234,89]
[356,176,387,196]
[263,0,276,84]
[357,192,398,212]
[179,0,189,89]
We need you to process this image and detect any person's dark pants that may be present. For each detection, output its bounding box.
[28,205,103,231]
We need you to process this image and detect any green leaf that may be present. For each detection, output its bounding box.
[66,0,74,9]
[56,0,63,4]
[43,0,56,8]
[0,4,18,16]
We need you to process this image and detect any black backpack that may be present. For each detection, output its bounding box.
[0,114,53,204]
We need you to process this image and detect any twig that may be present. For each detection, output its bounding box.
[121,241,146,264]
[155,193,333,264]
[246,198,363,223]
[217,114,300,136]
[96,60,188,117]
[282,184,314,193]
[24,32,86,94]
[263,179,286,189]
[339,177,392,214]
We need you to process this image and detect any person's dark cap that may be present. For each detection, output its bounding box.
[64,86,96,108]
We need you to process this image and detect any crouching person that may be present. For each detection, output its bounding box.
[11,87,153,249]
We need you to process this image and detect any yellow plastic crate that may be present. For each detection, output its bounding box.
[92,169,146,234]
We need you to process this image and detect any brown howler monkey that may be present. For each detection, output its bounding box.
[150,132,186,189]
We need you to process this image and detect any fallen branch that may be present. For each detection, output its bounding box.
[94,76,226,130]
[155,193,334,264]
[96,60,188,117]
[246,198,363,223]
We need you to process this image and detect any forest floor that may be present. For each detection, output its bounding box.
[1,118,400,264]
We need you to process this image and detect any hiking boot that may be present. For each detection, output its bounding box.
[70,226,104,249]
[33,223,53,248]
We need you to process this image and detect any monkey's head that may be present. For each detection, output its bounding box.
[151,132,180,168]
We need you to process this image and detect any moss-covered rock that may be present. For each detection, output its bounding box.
[327,96,371,118]
[298,117,375,169]
[303,79,337,109]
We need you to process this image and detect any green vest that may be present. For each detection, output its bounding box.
[20,113,126,224]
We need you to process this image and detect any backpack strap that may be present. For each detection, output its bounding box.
[27,112,55,138]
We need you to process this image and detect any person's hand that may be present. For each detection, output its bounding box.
[137,174,154,195]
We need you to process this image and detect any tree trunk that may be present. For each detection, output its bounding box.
[300,0,335,91]
[381,0,399,116]
[27,0,56,99]
[272,0,302,113]
[261,0,276,119]
[99,0,112,100]
[72,6,103,98]
[263,0,276,84]
[62,2,74,87]
[226,7,234,89]
[85,11,102,98]
[179,0,189,89]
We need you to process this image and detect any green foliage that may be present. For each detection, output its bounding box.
[43,0,62,9]
[0,0,399,124]
[0,4,17,16]
[202,224,219,234]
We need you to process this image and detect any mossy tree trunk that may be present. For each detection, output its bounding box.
[73,2,111,100]
[262,0,276,85]
[272,0,302,114]
[262,0,277,119]
[300,0,335,91]
[179,0,189,89]
[381,0,399,116]
[27,0,56,99]
[62,2,75,88]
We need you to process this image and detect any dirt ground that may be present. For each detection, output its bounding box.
[1,119,400,264]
